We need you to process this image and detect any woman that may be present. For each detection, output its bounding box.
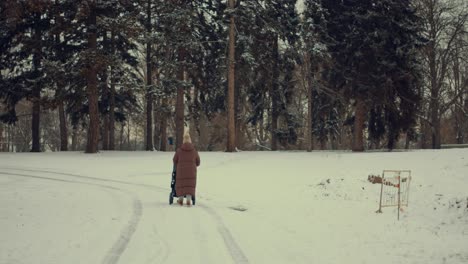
[173,131,200,206]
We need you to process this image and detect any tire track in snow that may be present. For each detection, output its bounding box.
[0,172,121,191]
[1,167,167,191]
[2,167,249,264]
[147,222,170,264]
[191,212,213,264]
[0,170,143,264]
[102,196,142,264]
[199,205,249,264]
[2,167,174,264]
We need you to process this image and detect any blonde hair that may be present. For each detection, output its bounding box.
[183,131,192,144]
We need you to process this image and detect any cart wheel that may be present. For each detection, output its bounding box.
[169,192,174,205]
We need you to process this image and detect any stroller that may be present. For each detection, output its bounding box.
[169,164,196,205]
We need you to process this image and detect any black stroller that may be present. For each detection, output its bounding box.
[169,165,196,205]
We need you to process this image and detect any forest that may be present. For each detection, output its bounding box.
[0,0,467,153]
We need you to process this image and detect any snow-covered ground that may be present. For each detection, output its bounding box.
[1,149,467,264]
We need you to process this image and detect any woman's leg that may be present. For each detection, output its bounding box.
[186,195,192,205]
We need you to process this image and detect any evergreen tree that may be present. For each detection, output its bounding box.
[302,0,343,150]
[265,0,299,150]
[64,0,140,153]
[140,0,154,151]
[0,1,54,152]
[46,0,82,151]
[316,0,422,151]
[154,0,225,149]
[188,0,226,139]
[366,0,422,150]
[235,0,299,150]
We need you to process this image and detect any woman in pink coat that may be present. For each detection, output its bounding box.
[173,132,200,206]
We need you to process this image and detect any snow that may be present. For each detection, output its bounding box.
[1,149,467,264]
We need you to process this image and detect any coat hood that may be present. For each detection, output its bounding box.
[180,143,195,151]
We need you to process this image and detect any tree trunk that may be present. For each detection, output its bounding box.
[429,70,441,149]
[71,127,76,151]
[0,123,3,152]
[352,97,366,152]
[430,107,441,149]
[127,121,131,150]
[145,0,153,151]
[271,36,279,151]
[160,98,168,151]
[54,24,68,152]
[101,32,109,151]
[109,79,116,150]
[464,97,468,144]
[102,115,109,150]
[453,40,464,144]
[428,40,441,149]
[109,30,116,150]
[330,134,338,150]
[419,115,428,149]
[134,123,138,150]
[192,85,201,146]
[0,83,3,151]
[85,1,99,154]
[405,131,411,149]
[175,63,185,149]
[119,122,124,150]
[306,70,314,152]
[226,0,236,152]
[234,62,243,150]
[58,100,68,151]
[31,90,41,152]
[153,100,160,150]
[31,12,42,152]
[8,125,11,152]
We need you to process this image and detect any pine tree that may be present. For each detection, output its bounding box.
[189,0,226,129]
[48,0,76,151]
[0,1,56,152]
[153,0,224,149]
[367,0,422,150]
[234,0,299,150]
[265,0,299,150]
[316,0,423,151]
[302,0,340,150]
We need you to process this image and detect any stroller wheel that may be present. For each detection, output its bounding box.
[169,192,174,205]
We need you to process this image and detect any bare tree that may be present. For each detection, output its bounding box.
[416,0,468,148]
[449,30,468,143]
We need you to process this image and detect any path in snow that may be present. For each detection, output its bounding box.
[0,167,248,264]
